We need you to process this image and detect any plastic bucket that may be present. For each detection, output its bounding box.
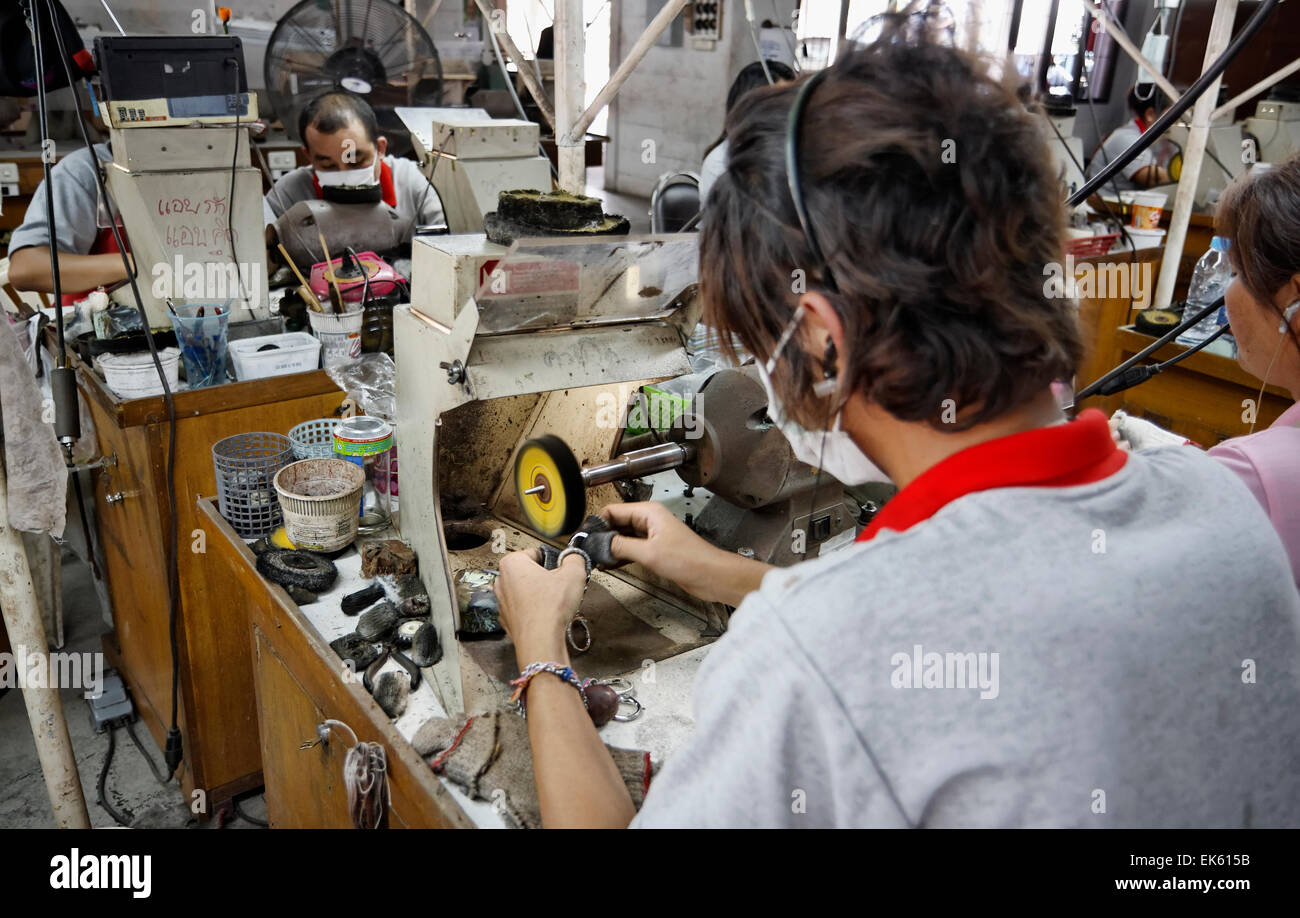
[98,347,181,400]
[274,458,365,551]
[1126,227,1166,250]
[308,309,364,368]
[1123,190,1167,230]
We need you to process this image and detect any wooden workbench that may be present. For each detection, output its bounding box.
[1074,244,1290,445]
[78,350,345,813]
[197,498,476,828]
[197,489,710,829]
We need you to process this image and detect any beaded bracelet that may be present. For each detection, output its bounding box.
[509,662,588,717]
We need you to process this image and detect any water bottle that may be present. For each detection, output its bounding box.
[1177,236,1233,352]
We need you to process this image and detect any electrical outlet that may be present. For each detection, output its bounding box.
[267,150,297,170]
[87,670,135,732]
[687,2,723,43]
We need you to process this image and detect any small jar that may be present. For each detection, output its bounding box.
[332,416,394,534]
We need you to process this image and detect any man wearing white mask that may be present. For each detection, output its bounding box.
[262,91,443,238]
[489,16,1300,829]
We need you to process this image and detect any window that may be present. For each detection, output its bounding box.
[1013,0,1127,103]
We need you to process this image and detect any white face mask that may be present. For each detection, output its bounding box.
[755,312,891,486]
[315,164,378,187]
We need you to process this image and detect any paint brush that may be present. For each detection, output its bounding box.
[277,243,324,312]
[317,232,344,314]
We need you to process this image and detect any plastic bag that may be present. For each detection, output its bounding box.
[325,352,396,421]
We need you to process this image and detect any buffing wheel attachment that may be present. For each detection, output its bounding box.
[1135,308,1182,338]
[513,435,586,538]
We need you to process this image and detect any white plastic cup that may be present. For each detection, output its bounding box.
[1126,227,1166,250]
[1123,190,1167,230]
[307,309,364,368]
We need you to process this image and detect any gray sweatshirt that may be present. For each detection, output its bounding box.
[632,446,1300,827]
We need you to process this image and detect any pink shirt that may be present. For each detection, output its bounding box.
[1208,401,1300,591]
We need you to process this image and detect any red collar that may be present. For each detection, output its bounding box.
[858,408,1127,542]
[310,159,398,207]
[1134,116,1148,133]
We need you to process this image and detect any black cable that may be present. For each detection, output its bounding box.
[1051,111,1136,258]
[1075,294,1225,401]
[226,55,250,305]
[1068,0,1281,207]
[67,462,102,580]
[95,726,133,827]
[46,0,184,778]
[1087,323,1231,398]
[345,246,371,308]
[25,1,66,358]
[124,720,170,786]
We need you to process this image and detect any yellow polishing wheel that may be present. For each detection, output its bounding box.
[1169,152,1182,183]
[514,434,586,538]
[270,526,297,549]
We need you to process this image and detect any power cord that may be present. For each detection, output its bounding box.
[1075,294,1226,401]
[95,724,133,827]
[45,0,184,778]
[1069,0,1281,207]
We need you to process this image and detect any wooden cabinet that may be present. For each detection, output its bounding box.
[198,498,473,829]
[80,354,345,812]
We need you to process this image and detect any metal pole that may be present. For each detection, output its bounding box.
[0,455,91,828]
[566,0,689,147]
[1153,0,1239,310]
[555,0,586,193]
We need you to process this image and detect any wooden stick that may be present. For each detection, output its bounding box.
[317,232,345,314]
[472,0,556,131]
[1212,56,1300,121]
[1089,0,1181,105]
[0,463,90,828]
[277,243,324,312]
[566,0,688,143]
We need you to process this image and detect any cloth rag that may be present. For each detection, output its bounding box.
[413,709,653,829]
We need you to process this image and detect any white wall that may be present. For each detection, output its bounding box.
[606,1,798,198]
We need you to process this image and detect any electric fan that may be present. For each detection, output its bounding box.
[264,0,443,154]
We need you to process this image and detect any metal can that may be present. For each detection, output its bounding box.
[333,416,394,534]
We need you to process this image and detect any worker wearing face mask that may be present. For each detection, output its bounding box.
[262,91,444,240]
[489,17,1300,829]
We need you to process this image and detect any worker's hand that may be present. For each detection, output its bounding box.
[602,502,770,607]
[494,548,587,668]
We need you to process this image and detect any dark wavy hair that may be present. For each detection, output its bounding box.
[703,60,797,158]
[700,11,1080,431]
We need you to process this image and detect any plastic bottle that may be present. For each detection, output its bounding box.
[1177,236,1234,353]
